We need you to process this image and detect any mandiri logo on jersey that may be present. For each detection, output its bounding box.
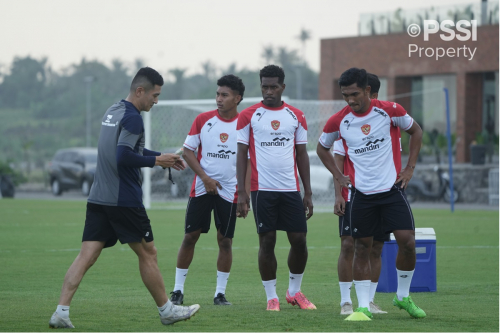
[220,133,228,143]
[361,124,371,135]
[271,120,280,131]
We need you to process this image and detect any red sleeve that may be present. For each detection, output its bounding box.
[377,100,407,118]
[237,105,257,130]
[287,105,308,130]
[188,110,217,135]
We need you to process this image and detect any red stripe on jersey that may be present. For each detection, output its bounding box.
[293,145,300,191]
[342,139,355,201]
[323,107,352,134]
[189,144,204,197]
[188,110,218,135]
[236,105,256,130]
[287,104,308,131]
[249,126,258,192]
[390,126,402,175]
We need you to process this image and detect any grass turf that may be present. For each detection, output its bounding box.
[0,199,498,332]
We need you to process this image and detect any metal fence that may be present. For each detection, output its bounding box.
[142,98,346,208]
[488,168,499,205]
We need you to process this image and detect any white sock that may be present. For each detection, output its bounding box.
[215,271,230,297]
[288,272,303,296]
[339,281,353,306]
[262,279,278,301]
[353,280,371,308]
[56,305,70,319]
[174,268,189,293]
[158,300,174,315]
[396,269,414,300]
[369,282,378,303]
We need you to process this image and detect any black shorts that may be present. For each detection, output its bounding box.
[339,202,390,242]
[82,202,154,248]
[185,194,237,238]
[251,191,307,234]
[349,184,415,239]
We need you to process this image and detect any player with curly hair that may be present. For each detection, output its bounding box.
[236,65,316,311]
[170,74,249,307]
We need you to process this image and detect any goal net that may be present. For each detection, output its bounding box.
[142,98,346,208]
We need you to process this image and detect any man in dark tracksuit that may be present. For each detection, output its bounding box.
[49,67,200,329]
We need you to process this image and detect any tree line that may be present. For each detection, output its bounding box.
[0,44,318,175]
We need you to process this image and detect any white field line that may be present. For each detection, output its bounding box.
[1,245,497,254]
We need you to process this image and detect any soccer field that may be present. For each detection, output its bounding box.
[0,199,498,332]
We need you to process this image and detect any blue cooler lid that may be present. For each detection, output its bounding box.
[390,227,436,241]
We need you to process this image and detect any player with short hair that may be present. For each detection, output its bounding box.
[49,67,200,329]
[236,64,316,311]
[169,74,247,306]
[333,73,390,315]
[317,67,426,319]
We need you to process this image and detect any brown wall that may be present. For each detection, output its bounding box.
[320,25,499,162]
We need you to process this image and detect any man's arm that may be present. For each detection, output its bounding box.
[333,153,346,216]
[236,143,250,218]
[182,148,221,195]
[245,158,251,198]
[116,146,181,169]
[316,143,351,188]
[396,121,423,189]
[295,144,313,220]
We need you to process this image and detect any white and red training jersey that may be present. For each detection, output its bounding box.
[320,99,413,195]
[184,110,238,203]
[237,101,308,192]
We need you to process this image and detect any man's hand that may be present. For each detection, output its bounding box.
[303,192,314,220]
[155,153,181,169]
[236,191,250,218]
[202,177,222,195]
[337,174,352,189]
[395,166,414,189]
[171,159,186,171]
[334,196,346,216]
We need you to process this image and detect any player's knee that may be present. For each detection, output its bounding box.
[398,237,416,254]
[182,232,200,248]
[340,237,354,256]
[354,241,371,258]
[143,244,158,259]
[340,245,354,259]
[290,237,307,253]
[259,235,276,253]
[218,237,232,252]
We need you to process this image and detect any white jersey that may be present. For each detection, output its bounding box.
[184,110,238,203]
[237,101,308,192]
[320,99,413,195]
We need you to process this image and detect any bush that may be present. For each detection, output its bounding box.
[0,160,26,185]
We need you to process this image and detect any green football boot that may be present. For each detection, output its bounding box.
[393,295,426,318]
[354,307,373,319]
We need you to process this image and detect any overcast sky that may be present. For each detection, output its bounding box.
[0,0,470,78]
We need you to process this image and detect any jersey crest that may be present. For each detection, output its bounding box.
[271,120,280,131]
[220,133,228,143]
[361,124,371,135]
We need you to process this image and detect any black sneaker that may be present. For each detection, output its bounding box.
[214,293,232,305]
[170,290,184,305]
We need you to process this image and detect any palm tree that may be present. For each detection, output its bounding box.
[169,68,187,99]
[261,45,274,64]
[296,28,311,64]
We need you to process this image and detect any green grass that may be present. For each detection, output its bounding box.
[0,199,498,332]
